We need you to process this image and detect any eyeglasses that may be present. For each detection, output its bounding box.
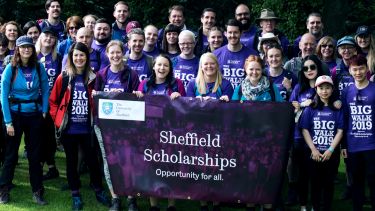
[68,26,79,31]
[339,46,355,51]
[302,64,317,72]
[321,44,334,49]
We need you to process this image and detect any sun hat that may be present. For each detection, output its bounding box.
[256,9,281,23]
[257,32,281,52]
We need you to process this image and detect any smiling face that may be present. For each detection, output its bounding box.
[299,34,316,57]
[94,23,111,42]
[307,16,323,36]
[302,60,318,80]
[27,26,40,44]
[260,19,276,33]
[245,61,262,85]
[349,64,368,83]
[208,30,223,50]
[316,83,333,101]
[178,34,194,56]
[225,25,241,46]
[107,44,123,67]
[5,24,18,41]
[169,9,184,27]
[113,3,129,24]
[320,41,334,59]
[267,48,282,68]
[166,32,178,45]
[128,34,145,54]
[47,1,61,19]
[201,11,216,31]
[76,28,93,48]
[84,16,96,30]
[144,26,158,46]
[338,44,356,61]
[356,34,371,49]
[201,55,218,78]
[19,45,33,60]
[153,56,171,82]
[72,49,87,70]
[41,32,56,48]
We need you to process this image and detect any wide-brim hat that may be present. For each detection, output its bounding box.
[257,33,281,52]
[256,9,281,23]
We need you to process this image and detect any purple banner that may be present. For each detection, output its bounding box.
[94,92,294,204]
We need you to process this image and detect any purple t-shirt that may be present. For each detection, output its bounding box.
[143,48,160,59]
[300,106,344,151]
[38,53,61,91]
[266,69,297,101]
[186,78,234,99]
[91,41,108,54]
[240,26,258,50]
[214,45,257,88]
[172,55,199,89]
[104,69,124,92]
[342,82,375,152]
[290,84,316,141]
[67,75,89,134]
[62,49,109,73]
[334,61,354,97]
[148,83,169,95]
[127,54,152,81]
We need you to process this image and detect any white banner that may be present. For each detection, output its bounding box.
[98,99,145,121]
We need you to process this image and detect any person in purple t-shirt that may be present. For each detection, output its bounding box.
[143,25,160,59]
[204,27,224,54]
[93,40,140,211]
[125,28,153,82]
[288,55,324,210]
[316,36,339,72]
[266,45,296,101]
[341,55,375,211]
[91,18,112,54]
[300,75,344,211]
[187,52,233,101]
[38,0,66,43]
[62,27,109,72]
[1,21,22,55]
[235,4,257,50]
[214,19,257,89]
[172,30,199,89]
[194,8,216,57]
[160,23,181,59]
[135,54,185,98]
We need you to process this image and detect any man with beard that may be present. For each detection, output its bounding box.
[214,19,258,88]
[125,28,153,82]
[235,4,257,50]
[292,13,327,58]
[143,25,160,58]
[62,27,109,72]
[194,8,217,57]
[112,1,130,43]
[92,18,112,55]
[39,0,66,42]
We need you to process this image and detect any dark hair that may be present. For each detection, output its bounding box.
[0,33,9,56]
[95,18,112,31]
[11,43,38,68]
[45,0,61,10]
[225,19,242,32]
[349,54,368,67]
[311,83,337,110]
[23,21,41,35]
[265,44,283,59]
[66,42,91,82]
[298,54,324,95]
[201,8,216,17]
[146,54,176,92]
[306,12,322,23]
[161,24,181,54]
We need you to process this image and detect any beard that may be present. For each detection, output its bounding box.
[240,18,251,30]
[96,36,111,44]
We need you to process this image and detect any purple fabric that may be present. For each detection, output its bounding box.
[103,69,124,92]
[266,69,297,101]
[342,82,375,152]
[67,75,89,134]
[172,55,199,89]
[214,45,258,88]
[143,48,160,59]
[38,53,61,90]
[186,78,234,99]
[240,26,258,50]
[95,66,140,93]
[127,54,152,81]
[300,106,344,151]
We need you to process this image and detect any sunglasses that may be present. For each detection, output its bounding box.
[321,44,334,49]
[68,26,79,31]
[302,64,317,72]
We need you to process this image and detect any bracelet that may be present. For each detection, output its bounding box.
[5,123,13,128]
[328,146,334,153]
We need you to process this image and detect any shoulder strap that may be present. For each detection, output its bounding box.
[145,55,153,74]
[269,80,276,102]
[95,50,101,70]
[143,78,149,93]
[58,72,69,105]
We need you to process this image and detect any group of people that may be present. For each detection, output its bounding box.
[0,0,373,211]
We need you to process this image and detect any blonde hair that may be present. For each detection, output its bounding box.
[35,32,58,61]
[195,52,222,94]
[367,33,375,73]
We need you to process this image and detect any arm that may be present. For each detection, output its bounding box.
[49,74,63,121]
[322,129,343,161]
[39,64,50,114]
[302,129,322,162]
[1,64,13,124]
[186,80,196,97]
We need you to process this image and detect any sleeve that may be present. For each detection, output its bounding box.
[1,64,13,124]
[284,60,292,72]
[289,85,299,102]
[61,54,68,71]
[336,109,345,129]
[100,53,110,69]
[186,79,196,97]
[49,74,63,121]
[299,107,312,129]
[176,79,186,96]
[222,80,234,99]
[273,84,284,102]
[39,63,50,113]
[231,85,241,101]
[137,80,147,93]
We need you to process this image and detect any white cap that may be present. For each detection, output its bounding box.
[315,75,334,87]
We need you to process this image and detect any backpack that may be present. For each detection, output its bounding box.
[57,71,70,106]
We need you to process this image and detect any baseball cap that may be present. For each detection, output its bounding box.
[126,21,141,34]
[16,35,34,47]
[42,26,58,37]
[356,25,370,36]
[315,75,334,87]
[337,36,355,47]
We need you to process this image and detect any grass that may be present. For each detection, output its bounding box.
[2,144,373,211]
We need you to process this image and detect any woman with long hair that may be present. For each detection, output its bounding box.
[23,21,41,44]
[35,26,62,180]
[49,42,109,210]
[58,16,84,56]
[94,40,139,211]
[161,23,181,59]
[0,35,49,205]
[355,25,375,74]
[0,21,22,55]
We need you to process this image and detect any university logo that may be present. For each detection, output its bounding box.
[102,102,113,115]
